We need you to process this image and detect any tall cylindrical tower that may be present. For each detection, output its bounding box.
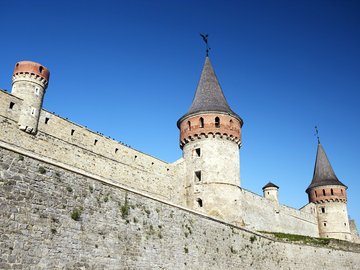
[306,143,352,241]
[177,57,243,222]
[11,61,50,134]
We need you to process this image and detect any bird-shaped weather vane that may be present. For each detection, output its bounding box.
[314,126,320,144]
[200,33,210,56]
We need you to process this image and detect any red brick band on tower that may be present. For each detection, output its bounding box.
[179,113,241,148]
[308,186,347,203]
[13,61,50,83]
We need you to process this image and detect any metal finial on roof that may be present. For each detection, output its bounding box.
[315,126,320,144]
[200,33,210,56]
[176,56,242,127]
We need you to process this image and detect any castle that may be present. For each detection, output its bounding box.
[1,57,359,269]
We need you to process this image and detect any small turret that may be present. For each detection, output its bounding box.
[306,142,351,241]
[262,182,279,203]
[11,61,50,134]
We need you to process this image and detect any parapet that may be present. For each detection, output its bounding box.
[308,185,347,203]
[178,112,242,148]
[13,61,50,87]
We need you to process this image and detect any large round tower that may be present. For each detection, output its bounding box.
[306,142,352,241]
[11,61,50,134]
[177,56,243,221]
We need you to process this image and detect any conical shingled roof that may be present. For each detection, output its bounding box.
[262,182,279,190]
[177,57,242,127]
[306,143,346,192]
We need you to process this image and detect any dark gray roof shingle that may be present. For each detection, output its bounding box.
[306,143,346,192]
[177,57,242,126]
[262,182,279,190]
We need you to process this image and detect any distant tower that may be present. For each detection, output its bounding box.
[177,56,243,220]
[11,61,50,134]
[306,142,352,241]
[262,182,279,203]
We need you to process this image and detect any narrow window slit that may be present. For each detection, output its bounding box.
[195,171,201,182]
[9,102,15,109]
[196,198,203,207]
[229,119,233,129]
[94,139,98,145]
[199,117,204,128]
[71,129,75,136]
[215,117,220,128]
[45,117,50,124]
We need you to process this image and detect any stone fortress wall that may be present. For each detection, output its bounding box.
[0,146,359,269]
[0,86,322,237]
[1,57,359,268]
[0,89,185,205]
[239,188,318,236]
[0,87,321,238]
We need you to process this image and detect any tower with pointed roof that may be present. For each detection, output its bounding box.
[306,143,352,241]
[262,182,279,203]
[177,56,243,221]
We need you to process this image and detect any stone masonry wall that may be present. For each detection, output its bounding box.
[1,146,360,270]
[0,89,320,238]
[0,90,184,204]
[239,189,319,237]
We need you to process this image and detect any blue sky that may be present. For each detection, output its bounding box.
[1,0,359,226]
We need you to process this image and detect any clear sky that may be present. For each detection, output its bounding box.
[1,0,359,226]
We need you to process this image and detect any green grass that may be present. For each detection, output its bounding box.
[261,231,330,246]
[71,208,82,221]
[38,167,46,174]
[120,193,130,219]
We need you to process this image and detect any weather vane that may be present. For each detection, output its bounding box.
[314,126,320,144]
[200,33,210,56]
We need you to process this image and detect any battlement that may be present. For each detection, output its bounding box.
[12,61,50,86]
[179,113,241,148]
[308,185,347,203]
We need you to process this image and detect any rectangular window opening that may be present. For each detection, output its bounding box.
[196,198,203,207]
[71,129,75,136]
[115,148,118,153]
[9,102,15,109]
[195,171,202,182]
[45,117,50,124]
[195,148,201,157]
[94,139,98,145]
[321,207,325,213]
